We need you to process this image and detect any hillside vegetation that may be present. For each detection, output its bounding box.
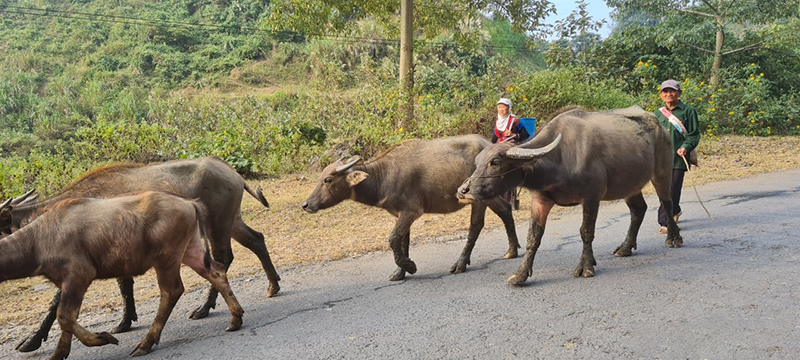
[1,0,799,198]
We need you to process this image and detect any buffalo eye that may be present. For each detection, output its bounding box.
[323,177,333,184]
[490,158,501,166]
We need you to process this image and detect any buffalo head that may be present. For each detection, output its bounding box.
[457,134,562,202]
[302,156,368,213]
[0,189,38,235]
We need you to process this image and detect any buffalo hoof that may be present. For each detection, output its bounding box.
[131,345,152,357]
[449,261,467,274]
[190,305,212,320]
[506,273,529,285]
[671,236,684,248]
[95,332,119,346]
[389,267,406,281]
[15,334,44,353]
[227,317,243,332]
[573,265,595,278]
[266,282,280,298]
[401,260,417,274]
[612,245,633,257]
[111,319,133,334]
[503,248,518,259]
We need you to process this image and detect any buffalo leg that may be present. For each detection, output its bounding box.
[182,237,244,332]
[17,277,136,353]
[389,212,420,281]
[111,278,137,333]
[185,259,244,332]
[54,280,119,360]
[508,196,554,285]
[573,200,600,278]
[389,232,413,281]
[190,235,234,320]
[613,193,648,257]
[487,197,520,259]
[232,218,281,297]
[450,203,488,274]
[659,198,683,248]
[15,289,61,352]
[131,266,183,357]
[652,174,684,248]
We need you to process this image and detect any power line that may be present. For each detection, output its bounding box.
[0,3,538,52]
[4,4,229,30]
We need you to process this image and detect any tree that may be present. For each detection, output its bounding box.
[264,0,558,128]
[606,0,800,88]
[553,0,605,40]
[546,0,606,69]
[399,0,413,128]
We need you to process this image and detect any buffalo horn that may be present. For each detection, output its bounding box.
[335,156,361,173]
[17,194,39,206]
[10,189,36,205]
[0,198,11,211]
[506,133,563,160]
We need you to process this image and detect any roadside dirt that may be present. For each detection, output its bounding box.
[1,135,798,346]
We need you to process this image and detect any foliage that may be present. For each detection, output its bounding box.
[499,67,636,121]
[638,63,800,137]
[266,0,559,43]
[607,0,800,24]
[552,0,605,39]
[605,0,800,87]
[0,0,797,199]
[485,19,546,69]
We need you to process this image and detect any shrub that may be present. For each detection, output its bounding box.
[639,63,800,136]
[503,67,636,121]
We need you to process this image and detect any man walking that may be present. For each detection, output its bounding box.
[654,79,700,234]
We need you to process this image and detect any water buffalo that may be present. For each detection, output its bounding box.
[0,191,243,359]
[302,135,520,281]
[457,106,683,284]
[1,156,275,352]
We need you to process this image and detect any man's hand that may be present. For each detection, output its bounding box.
[677,147,687,157]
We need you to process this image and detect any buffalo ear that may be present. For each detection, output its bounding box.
[346,171,369,186]
[0,207,11,229]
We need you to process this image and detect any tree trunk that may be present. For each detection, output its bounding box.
[709,1,725,88]
[399,0,414,129]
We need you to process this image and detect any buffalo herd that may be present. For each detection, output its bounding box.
[0,106,684,358]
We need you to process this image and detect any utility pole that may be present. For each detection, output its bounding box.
[399,0,414,129]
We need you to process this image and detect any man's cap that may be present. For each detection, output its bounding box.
[497,98,512,107]
[660,79,681,92]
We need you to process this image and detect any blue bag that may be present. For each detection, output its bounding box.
[519,117,537,136]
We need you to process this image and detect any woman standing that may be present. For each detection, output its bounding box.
[491,98,530,210]
[492,98,530,144]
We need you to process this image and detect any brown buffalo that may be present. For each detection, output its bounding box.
[0,191,243,359]
[302,135,520,281]
[457,106,683,284]
[1,156,275,352]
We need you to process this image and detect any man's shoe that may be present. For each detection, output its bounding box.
[673,211,683,223]
[658,226,668,234]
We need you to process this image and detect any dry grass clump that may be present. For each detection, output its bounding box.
[1,135,798,345]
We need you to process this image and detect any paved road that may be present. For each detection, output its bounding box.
[6,169,800,359]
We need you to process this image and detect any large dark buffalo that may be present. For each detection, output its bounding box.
[302,135,520,281]
[1,156,276,352]
[457,106,683,285]
[0,191,243,359]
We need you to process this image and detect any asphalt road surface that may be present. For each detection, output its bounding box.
[5,169,799,360]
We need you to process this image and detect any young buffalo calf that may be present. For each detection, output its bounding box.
[0,191,244,359]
